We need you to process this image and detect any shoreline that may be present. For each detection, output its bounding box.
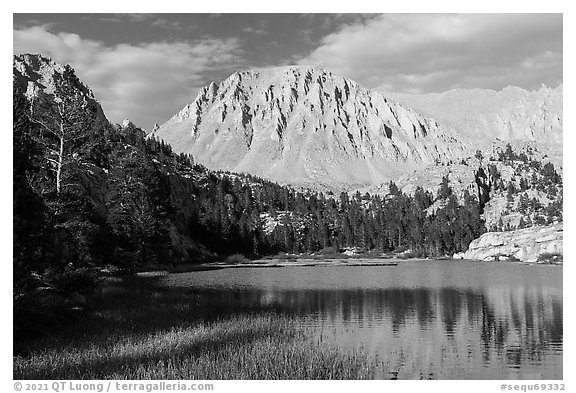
[139,256,563,275]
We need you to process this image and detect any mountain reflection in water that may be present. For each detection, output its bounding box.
[165,262,562,379]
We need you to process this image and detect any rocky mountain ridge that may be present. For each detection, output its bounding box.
[150,66,468,190]
[384,85,563,151]
[13,53,107,124]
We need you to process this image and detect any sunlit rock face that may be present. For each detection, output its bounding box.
[13,53,108,124]
[151,66,467,190]
[385,85,563,150]
[462,222,563,262]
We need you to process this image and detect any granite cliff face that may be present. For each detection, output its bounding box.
[461,223,563,263]
[150,66,467,190]
[13,53,108,124]
[386,85,563,150]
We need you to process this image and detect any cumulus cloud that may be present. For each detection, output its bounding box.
[297,14,563,93]
[13,26,245,129]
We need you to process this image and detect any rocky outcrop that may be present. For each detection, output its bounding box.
[150,66,467,190]
[122,118,135,128]
[461,223,563,262]
[13,53,108,124]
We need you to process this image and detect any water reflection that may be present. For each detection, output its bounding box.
[167,263,562,379]
[188,286,561,379]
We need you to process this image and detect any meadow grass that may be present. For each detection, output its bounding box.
[14,275,379,379]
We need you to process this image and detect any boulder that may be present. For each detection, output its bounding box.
[463,223,563,262]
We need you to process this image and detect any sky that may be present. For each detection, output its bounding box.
[13,13,563,130]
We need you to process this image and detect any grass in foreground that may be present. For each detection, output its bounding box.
[14,276,379,379]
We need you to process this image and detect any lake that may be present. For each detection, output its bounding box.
[163,260,562,380]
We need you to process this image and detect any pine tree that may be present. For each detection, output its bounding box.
[475,150,484,165]
[388,181,400,196]
[497,217,505,232]
[13,85,55,290]
[542,162,560,185]
[518,193,529,214]
[437,175,452,200]
[30,75,95,195]
[506,181,516,203]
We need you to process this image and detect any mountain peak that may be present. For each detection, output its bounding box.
[14,53,65,72]
[151,67,466,190]
[232,64,337,78]
[14,53,69,98]
[218,65,356,92]
[13,53,108,123]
